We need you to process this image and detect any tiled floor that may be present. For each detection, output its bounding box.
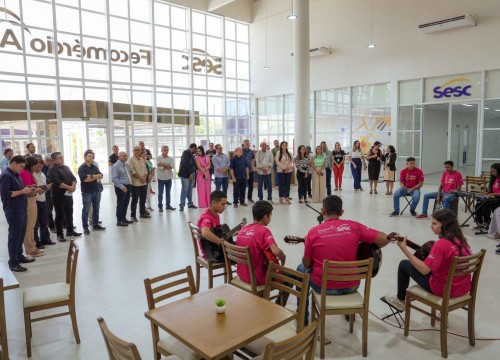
[1,175,499,359]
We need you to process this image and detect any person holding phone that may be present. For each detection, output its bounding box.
[33,158,55,247]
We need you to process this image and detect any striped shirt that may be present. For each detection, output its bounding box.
[295,155,311,174]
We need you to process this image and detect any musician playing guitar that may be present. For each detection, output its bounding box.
[197,190,229,258]
[384,209,472,312]
[297,195,389,325]
[236,201,286,288]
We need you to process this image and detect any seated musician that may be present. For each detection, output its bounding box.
[475,163,500,228]
[235,201,286,286]
[197,190,228,261]
[417,160,463,219]
[390,157,424,217]
[298,195,389,323]
[384,209,472,311]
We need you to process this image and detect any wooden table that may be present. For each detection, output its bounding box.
[145,284,296,360]
[0,263,20,291]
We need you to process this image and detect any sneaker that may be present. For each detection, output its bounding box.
[20,256,36,263]
[389,211,399,217]
[268,200,274,204]
[384,294,405,312]
[83,228,90,235]
[410,210,417,216]
[57,236,67,242]
[416,214,428,219]
[226,201,232,205]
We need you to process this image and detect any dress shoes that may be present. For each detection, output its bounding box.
[140,213,151,219]
[42,240,56,245]
[158,207,164,212]
[49,227,57,233]
[124,219,134,224]
[93,224,106,230]
[10,265,27,272]
[132,217,139,222]
[36,244,45,250]
[57,236,67,242]
[166,206,176,211]
[83,228,90,235]
[66,230,82,237]
[188,204,198,209]
[20,257,35,263]
[117,221,128,227]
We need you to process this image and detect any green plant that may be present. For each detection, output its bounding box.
[214,297,226,307]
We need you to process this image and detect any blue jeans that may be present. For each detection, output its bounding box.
[421,192,456,215]
[179,176,194,208]
[6,212,27,267]
[257,174,272,200]
[273,163,279,187]
[82,191,101,229]
[351,158,362,190]
[296,263,360,324]
[215,177,229,194]
[158,179,172,208]
[393,188,421,213]
[325,168,332,195]
[277,172,292,198]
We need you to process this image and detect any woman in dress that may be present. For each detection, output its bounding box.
[311,146,326,203]
[295,145,311,203]
[384,209,473,311]
[384,145,397,195]
[275,141,293,204]
[19,157,44,258]
[366,141,383,194]
[332,142,346,191]
[195,145,211,208]
[348,140,366,191]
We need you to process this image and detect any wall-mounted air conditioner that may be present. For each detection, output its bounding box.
[418,14,476,34]
[291,47,332,57]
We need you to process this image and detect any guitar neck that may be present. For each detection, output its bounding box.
[224,224,243,240]
[404,239,422,251]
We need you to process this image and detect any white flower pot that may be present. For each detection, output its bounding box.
[216,305,225,314]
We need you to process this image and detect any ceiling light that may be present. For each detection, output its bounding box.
[367,0,375,49]
[462,104,473,107]
[367,43,376,48]
[494,109,500,112]
[484,107,490,110]
[287,0,297,20]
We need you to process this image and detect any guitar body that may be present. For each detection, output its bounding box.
[200,219,246,262]
[284,236,382,278]
[412,240,435,261]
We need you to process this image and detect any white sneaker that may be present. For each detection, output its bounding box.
[384,294,406,312]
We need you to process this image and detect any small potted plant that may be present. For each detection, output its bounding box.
[215,297,226,314]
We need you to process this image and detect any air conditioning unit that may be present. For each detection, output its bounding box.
[418,14,475,34]
[290,47,332,57]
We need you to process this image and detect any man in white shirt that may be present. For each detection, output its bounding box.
[157,145,176,211]
[255,142,274,202]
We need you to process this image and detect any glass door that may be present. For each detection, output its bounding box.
[449,102,480,177]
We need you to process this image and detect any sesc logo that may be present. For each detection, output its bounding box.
[433,78,472,99]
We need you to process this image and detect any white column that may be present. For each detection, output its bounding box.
[293,0,310,148]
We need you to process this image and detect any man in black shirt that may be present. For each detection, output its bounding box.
[178,143,198,211]
[108,145,119,167]
[24,143,42,160]
[206,142,217,180]
[0,155,37,271]
[78,150,106,235]
[47,152,81,242]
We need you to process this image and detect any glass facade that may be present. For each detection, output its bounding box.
[0,0,250,178]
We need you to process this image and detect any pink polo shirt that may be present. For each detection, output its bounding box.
[400,168,424,188]
[441,171,464,193]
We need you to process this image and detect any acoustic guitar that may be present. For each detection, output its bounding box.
[284,236,383,277]
[387,232,435,261]
[201,218,247,262]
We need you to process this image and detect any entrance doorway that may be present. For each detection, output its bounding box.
[61,120,110,183]
[422,102,480,178]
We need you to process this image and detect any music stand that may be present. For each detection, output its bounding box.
[380,297,405,328]
[305,204,323,224]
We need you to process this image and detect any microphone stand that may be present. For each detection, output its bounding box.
[305,204,323,224]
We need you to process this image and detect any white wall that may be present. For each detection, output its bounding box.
[250,0,500,98]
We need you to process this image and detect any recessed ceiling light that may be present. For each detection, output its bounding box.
[494,109,500,112]
[367,43,376,48]
[484,107,490,110]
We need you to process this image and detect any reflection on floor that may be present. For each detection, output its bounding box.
[0,177,498,359]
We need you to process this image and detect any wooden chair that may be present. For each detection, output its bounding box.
[404,249,486,358]
[258,321,319,360]
[144,266,201,360]
[311,258,374,358]
[23,241,80,357]
[98,317,181,360]
[188,221,226,292]
[243,263,310,356]
[464,176,488,212]
[0,278,9,360]
[222,241,265,296]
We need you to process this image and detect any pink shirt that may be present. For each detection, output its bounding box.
[197,209,221,259]
[19,170,36,186]
[491,178,500,194]
[304,219,378,289]
[440,171,464,193]
[400,167,424,188]
[236,223,277,285]
[424,238,472,297]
